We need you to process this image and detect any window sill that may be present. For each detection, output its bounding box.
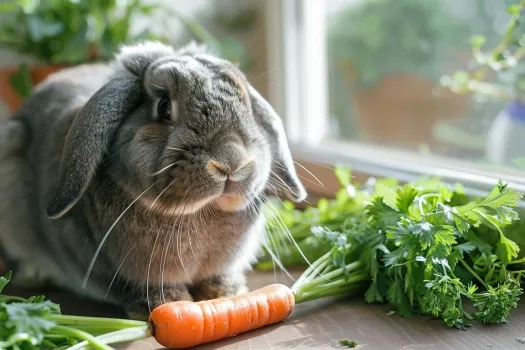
[291,140,525,207]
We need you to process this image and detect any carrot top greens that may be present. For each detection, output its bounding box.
[261,167,525,328]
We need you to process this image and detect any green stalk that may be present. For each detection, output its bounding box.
[294,282,366,303]
[66,325,151,350]
[292,255,366,303]
[296,275,367,299]
[50,314,147,330]
[295,261,362,291]
[460,259,488,289]
[509,256,525,265]
[293,250,333,287]
[51,326,115,350]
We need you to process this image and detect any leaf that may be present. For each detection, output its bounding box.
[496,234,520,263]
[453,242,476,255]
[451,210,470,234]
[0,271,12,293]
[479,181,522,210]
[3,300,59,346]
[383,247,406,267]
[421,273,471,329]
[339,339,359,348]
[463,230,493,255]
[494,206,520,226]
[9,63,32,98]
[387,279,413,318]
[435,228,457,246]
[395,185,419,213]
[364,280,383,303]
[367,197,401,228]
[470,278,523,324]
[364,271,390,304]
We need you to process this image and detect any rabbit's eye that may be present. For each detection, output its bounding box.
[157,97,172,121]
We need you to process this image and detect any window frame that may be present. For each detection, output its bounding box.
[264,0,525,203]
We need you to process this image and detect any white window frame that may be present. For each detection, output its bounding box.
[265,0,525,201]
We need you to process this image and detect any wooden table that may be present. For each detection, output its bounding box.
[5,272,525,350]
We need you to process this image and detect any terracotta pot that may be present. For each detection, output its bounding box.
[350,72,471,149]
[0,64,65,114]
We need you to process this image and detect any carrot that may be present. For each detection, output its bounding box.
[149,283,295,349]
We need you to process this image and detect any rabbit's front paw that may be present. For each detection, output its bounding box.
[124,284,193,321]
[189,273,248,301]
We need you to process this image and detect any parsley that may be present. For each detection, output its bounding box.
[0,272,149,349]
[262,166,525,328]
[338,338,359,347]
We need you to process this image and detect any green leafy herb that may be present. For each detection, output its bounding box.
[338,338,359,348]
[0,272,149,350]
[261,165,525,328]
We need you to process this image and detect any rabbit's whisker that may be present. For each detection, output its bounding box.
[147,225,162,313]
[268,171,299,198]
[291,160,324,187]
[274,163,328,192]
[239,187,294,281]
[188,210,203,268]
[104,241,137,299]
[161,185,190,305]
[149,178,177,211]
[263,201,312,274]
[83,181,159,288]
[160,222,173,305]
[176,190,193,283]
[293,158,337,172]
[150,162,179,177]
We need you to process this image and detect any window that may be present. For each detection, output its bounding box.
[265,0,525,197]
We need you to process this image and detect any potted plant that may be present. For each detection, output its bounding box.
[327,0,472,149]
[0,0,237,114]
[441,0,525,169]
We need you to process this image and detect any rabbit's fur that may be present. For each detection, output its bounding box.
[0,41,306,317]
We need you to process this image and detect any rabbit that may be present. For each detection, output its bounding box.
[0,41,306,319]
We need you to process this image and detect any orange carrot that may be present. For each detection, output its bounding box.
[149,283,295,349]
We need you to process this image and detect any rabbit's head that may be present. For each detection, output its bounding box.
[46,41,306,219]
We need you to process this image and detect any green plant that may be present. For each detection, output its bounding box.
[0,0,250,98]
[327,0,469,89]
[441,0,525,101]
[258,167,525,328]
[0,0,172,65]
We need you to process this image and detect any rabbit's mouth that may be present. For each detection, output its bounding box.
[139,185,253,215]
[140,195,214,216]
[213,192,250,212]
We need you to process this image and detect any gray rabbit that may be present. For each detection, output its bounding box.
[0,41,306,318]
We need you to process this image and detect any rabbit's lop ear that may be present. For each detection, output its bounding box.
[247,85,307,202]
[46,76,142,219]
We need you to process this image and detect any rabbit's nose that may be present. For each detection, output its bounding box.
[206,140,254,181]
[207,159,255,182]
